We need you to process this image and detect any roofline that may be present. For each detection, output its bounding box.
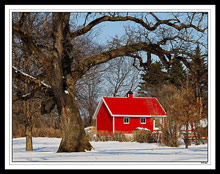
[155,98,167,115]
[112,115,166,117]
[102,97,166,117]
[102,97,114,116]
[93,97,167,119]
[93,98,103,119]
[93,97,114,119]
[102,96,158,99]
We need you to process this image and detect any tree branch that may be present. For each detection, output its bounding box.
[70,14,207,39]
[12,23,47,62]
[79,42,150,73]
[76,41,194,76]
[12,66,54,97]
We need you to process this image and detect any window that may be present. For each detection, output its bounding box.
[140,118,146,124]
[154,118,161,130]
[124,117,129,124]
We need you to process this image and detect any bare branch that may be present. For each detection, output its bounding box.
[70,14,207,39]
[12,23,48,62]
[12,66,54,97]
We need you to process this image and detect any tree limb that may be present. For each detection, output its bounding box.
[12,66,54,97]
[70,14,207,39]
[76,41,194,76]
[12,23,47,62]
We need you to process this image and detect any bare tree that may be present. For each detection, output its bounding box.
[76,64,105,127]
[12,12,207,152]
[156,85,201,148]
[104,57,140,97]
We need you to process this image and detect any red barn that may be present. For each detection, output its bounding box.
[93,91,167,134]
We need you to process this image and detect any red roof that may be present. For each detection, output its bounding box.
[103,96,166,116]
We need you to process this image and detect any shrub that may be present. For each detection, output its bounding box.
[93,131,130,142]
[12,125,61,138]
[32,127,61,138]
[132,129,156,143]
[160,125,181,147]
[112,132,130,142]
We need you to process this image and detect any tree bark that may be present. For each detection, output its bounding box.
[51,13,92,152]
[57,88,92,152]
[185,116,191,149]
[24,83,33,151]
[185,122,189,149]
[50,57,92,152]
[52,74,92,152]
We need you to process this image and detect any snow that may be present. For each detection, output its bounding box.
[22,92,31,97]
[12,66,51,88]
[64,90,69,94]
[12,137,208,162]
[135,127,150,131]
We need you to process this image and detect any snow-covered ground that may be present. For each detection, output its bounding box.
[13,137,208,162]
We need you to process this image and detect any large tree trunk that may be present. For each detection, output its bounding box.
[51,74,92,152]
[50,49,92,152]
[50,62,92,152]
[57,91,92,152]
[51,13,92,152]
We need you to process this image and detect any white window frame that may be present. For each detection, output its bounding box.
[140,117,146,124]
[153,117,162,130]
[124,117,129,124]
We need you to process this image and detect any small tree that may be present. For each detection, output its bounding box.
[156,85,182,147]
[168,87,200,148]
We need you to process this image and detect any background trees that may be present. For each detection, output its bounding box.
[103,57,140,97]
[12,12,208,151]
[138,45,208,147]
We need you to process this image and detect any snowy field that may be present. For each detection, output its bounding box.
[13,137,208,162]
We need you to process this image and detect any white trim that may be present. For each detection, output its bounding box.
[102,98,114,116]
[112,114,166,117]
[153,120,159,130]
[153,117,162,130]
[102,96,159,99]
[92,98,103,119]
[113,116,115,133]
[155,98,167,115]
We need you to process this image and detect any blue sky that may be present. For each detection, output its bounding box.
[86,13,177,44]
[93,21,127,45]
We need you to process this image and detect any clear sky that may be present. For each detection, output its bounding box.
[93,21,127,45]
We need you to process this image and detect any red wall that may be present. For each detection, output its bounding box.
[114,117,154,133]
[96,103,113,134]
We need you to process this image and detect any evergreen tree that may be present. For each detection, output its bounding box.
[188,45,208,120]
[138,61,168,96]
[168,60,186,88]
[138,60,187,96]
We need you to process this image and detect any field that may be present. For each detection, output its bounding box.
[13,137,208,162]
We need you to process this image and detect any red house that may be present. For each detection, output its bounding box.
[93,91,167,134]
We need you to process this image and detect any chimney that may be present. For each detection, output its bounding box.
[127,90,133,98]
